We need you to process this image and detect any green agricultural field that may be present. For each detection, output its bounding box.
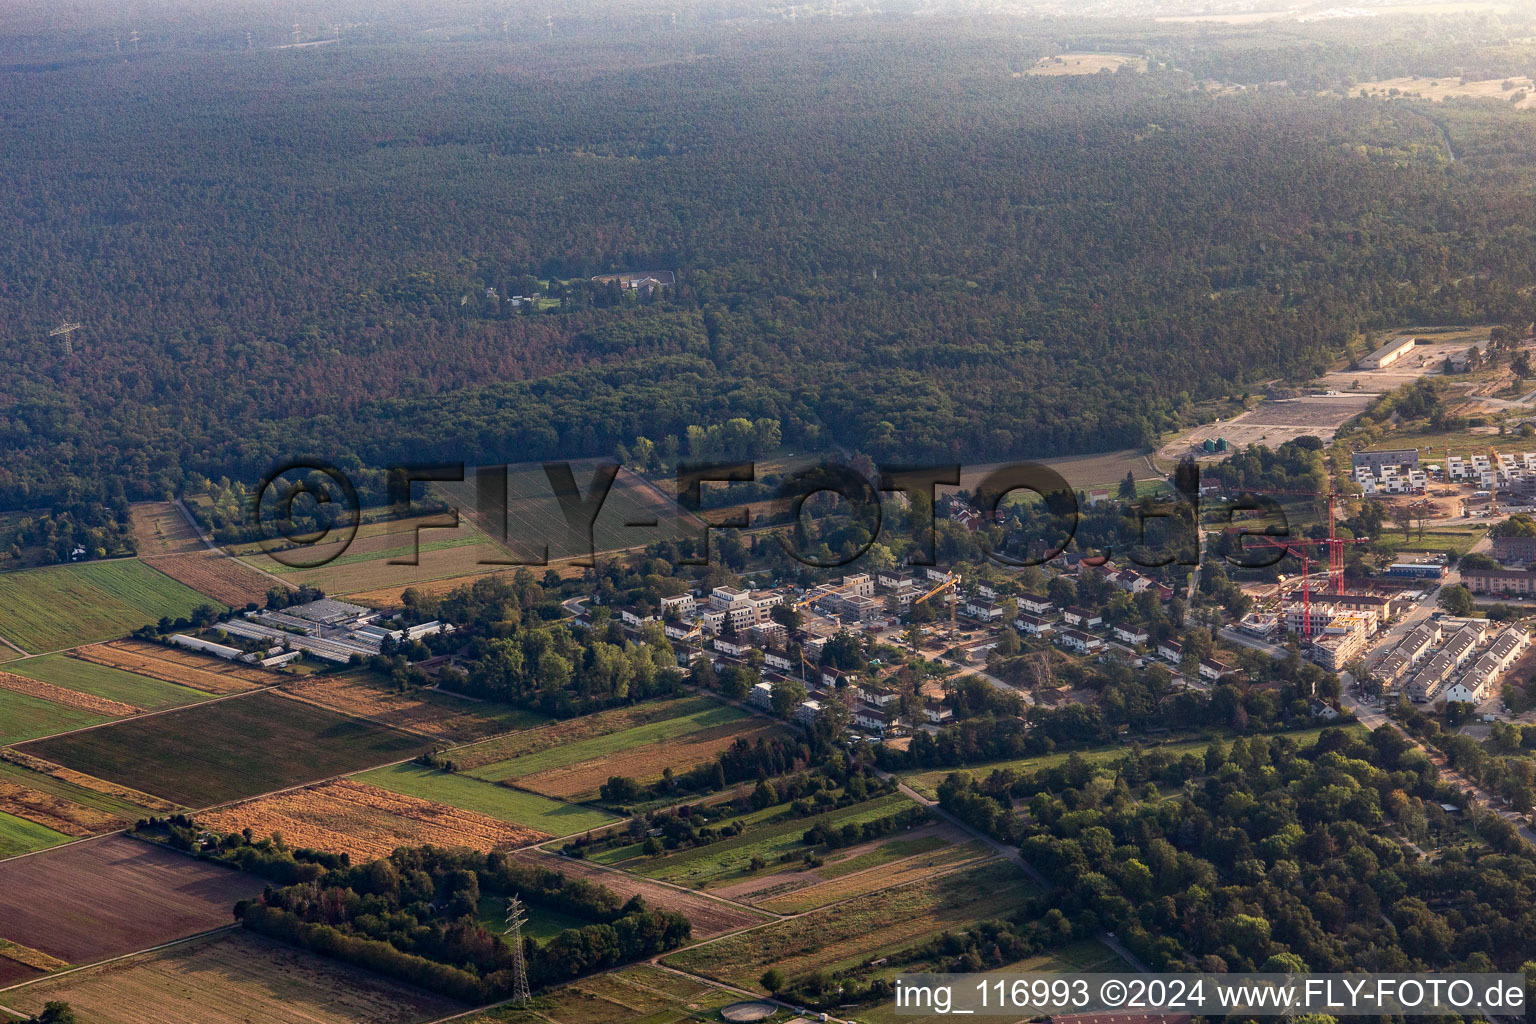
[0,809,71,859]
[662,859,1036,989]
[357,763,619,835]
[0,690,115,745]
[0,559,220,653]
[17,691,429,808]
[603,792,920,887]
[7,654,212,710]
[463,699,749,783]
[0,761,167,819]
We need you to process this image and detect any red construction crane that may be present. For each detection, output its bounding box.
[1220,486,1354,595]
[1234,532,1369,637]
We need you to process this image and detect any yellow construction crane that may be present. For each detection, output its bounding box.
[793,576,865,612]
[910,575,960,650]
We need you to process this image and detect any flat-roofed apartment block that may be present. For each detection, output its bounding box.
[1462,566,1536,595]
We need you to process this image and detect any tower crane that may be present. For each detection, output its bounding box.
[1236,534,1368,638]
[909,574,959,650]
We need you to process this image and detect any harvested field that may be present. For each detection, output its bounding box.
[8,653,210,710]
[128,501,202,556]
[0,559,218,653]
[358,763,618,836]
[18,690,430,808]
[1,929,465,1023]
[752,838,995,913]
[0,834,264,965]
[0,749,179,814]
[518,720,780,800]
[0,668,141,716]
[453,697,712,774]
[0,778,126,836]
[198,778,549,861]
[73,638,273,694]
[279,673,544,743]
[143,550,277,607]
[128,501,204,556]
[509,849,766,939]
[662,859,1036,989]
[0,937,69,973]
[454,696,743,786]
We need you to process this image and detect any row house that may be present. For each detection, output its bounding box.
[764,650,794,673]
[713,636,750,658]
[966,598,1004,622]
[1016,613,1053,637]
[1018,593,1053,616]
[852,705,903,736]
[1462,566,1536,596]
[855,682,899,707]
[1112,624,1150,645]
[619,607,659,628]
[923,700,953,724]
[1157,639,1183,663]
[1056,628,1102,654]
[1198,658,1237,681]
[1061,606,1103,629]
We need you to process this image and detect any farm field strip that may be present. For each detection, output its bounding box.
[0,929,466,1024]
[661,859,1036,989]
[279,673,546,743]
[5,654,212,710]
[0,668,141,716]
[452,696,717,773]
[0,778,127,836]
[197,778,550,861]
[72,639,272,694]
[0,690,114,746]
[141,550,278,607]
[0,751,179,815]
[0,809,70,859]
[357,763,619,836]
[0,761,162,822]
[0,559,219,653]
[611,793,921,887]
[753,838,996,913]
[16,690,431,808]
[516,720,783,801]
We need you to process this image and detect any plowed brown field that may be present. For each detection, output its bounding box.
[198,778,549,861]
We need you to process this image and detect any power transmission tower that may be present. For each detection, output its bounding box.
[114,33,121,53]
[292,23,301,45]
[129,29,140,52]
[501,895,531,1004]
[246,31,253,50]
[49,321,83,356]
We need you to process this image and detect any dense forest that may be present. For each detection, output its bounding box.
[9,7,1536,510]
